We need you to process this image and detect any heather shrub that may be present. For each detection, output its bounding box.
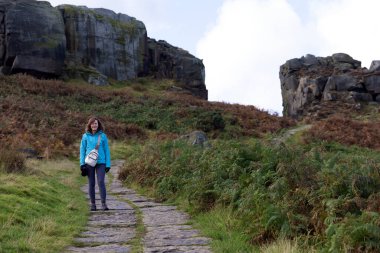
[124,123,147,139]
[194,111,225,132]
[304,116,380,150]
[0,147,27,173]
[0,74,294,160]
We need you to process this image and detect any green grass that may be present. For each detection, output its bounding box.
[121,198,145,253]
[259,238,316,253]
[109,140,131,160]
[0,159,88,253]
[193,207,255,252]
[194,206,316,253]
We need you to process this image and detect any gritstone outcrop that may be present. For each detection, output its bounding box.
[0,0,207,99]
[280,53,380,118]
[0,0,66,77]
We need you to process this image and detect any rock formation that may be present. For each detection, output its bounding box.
[280,53,380,118]
[147,38,207,99]
[0,0,66,77]
[0,0,207,99]
[58,5,147,82]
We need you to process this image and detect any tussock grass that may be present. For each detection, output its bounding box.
[0,147,27,174]
[0,159,88,252]
[193,207,255,253]
[260,238,315,253]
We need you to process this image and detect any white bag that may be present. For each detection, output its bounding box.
[85,134,101,167]
[85,149,99,167]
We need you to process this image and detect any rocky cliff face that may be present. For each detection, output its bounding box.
[280,53,380,118]
[0,0,207,99]
[147,38,207,99]
[0,0,66,77]
[58,5,147,82]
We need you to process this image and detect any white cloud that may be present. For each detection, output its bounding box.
[197,0,380,114]
[197,0,313,114]
[311,0,380,68]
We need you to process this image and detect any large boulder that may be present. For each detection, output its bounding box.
[364,76,380,94]
[0,0,65,77]
[280,53,380,118]
[331,53,361,71]
[147,38,207,99]
[57,5,207,99]
[369,60,380,72]
[0,0,208,100]
[57,5,147,81]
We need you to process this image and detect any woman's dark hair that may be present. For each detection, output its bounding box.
[85,116,105,133]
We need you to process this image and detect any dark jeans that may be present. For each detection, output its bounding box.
[87,163,107,204]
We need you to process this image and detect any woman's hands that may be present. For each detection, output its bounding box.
[80,165,88,177]
[80,165,109,174]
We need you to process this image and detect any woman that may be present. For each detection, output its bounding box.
[80,117,111,211]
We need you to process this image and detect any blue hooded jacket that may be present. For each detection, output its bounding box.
[80,130,111,168]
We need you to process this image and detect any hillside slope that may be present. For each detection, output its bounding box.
[0,74,293,157]
[1,75,380,252]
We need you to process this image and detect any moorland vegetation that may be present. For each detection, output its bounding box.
[1,74,380,252]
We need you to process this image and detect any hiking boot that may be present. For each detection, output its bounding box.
[90,204,96,211]
[101,202,109,211]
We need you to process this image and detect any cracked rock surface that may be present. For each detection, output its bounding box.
[65,160,212,253]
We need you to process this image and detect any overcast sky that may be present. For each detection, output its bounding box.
[44,0,380,114]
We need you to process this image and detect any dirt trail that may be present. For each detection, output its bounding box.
[65,160,212,253]
[271,124,312,146]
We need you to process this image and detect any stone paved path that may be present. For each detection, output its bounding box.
[65,160,212,253]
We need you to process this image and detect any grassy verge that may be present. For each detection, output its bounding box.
[121,199,145,253]
[0,159,88,253]
[192,207,318,253]
[192,207,255,252]
[109,140,136,160]
[118,138,380,252]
